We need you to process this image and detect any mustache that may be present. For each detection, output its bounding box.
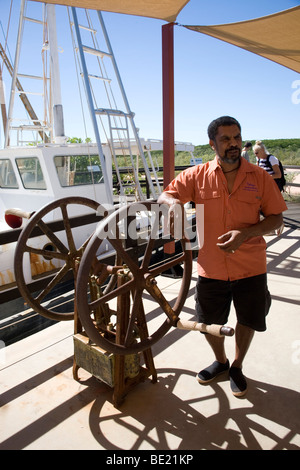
[221,147,241,163]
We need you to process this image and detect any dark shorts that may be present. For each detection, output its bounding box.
[195,274,271,332]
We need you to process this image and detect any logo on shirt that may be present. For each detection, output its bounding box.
[242,182,258,192]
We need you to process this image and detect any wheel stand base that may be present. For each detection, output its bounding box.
[72,257,157,407]
[73,332,157,408]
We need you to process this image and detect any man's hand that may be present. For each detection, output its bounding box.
[167,200,185,239]
[217,213,284,253]
[217,230,246,253]
[157,193,185,239]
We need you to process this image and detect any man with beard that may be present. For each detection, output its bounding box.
[157,116,287,397]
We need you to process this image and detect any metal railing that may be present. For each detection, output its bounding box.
[283,165,300,190]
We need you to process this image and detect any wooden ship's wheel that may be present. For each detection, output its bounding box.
[14,196,118,322]
[75,201,194,356]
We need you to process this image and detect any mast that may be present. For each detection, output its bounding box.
[47,4,65,142]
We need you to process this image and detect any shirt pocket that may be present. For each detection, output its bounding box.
[198,189,221,200]
[235,191,261,224]
[198,189,222,222]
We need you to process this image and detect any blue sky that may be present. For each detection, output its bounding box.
[0,0,300,146]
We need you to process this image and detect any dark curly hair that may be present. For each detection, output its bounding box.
[207,116,241,141]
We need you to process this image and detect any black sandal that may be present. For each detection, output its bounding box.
[229,366,248,397]
[197,359,229,384]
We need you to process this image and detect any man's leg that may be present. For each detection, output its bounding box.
[204,322,255,367]
[195,277,231,384]
[205,333,227,364]
[228,323,255,396]
[196,334,229,383]
[228,274,269,396]
[231,323,255,369]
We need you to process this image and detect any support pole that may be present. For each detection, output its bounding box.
[162,23,176,258]
[162,22,175,191]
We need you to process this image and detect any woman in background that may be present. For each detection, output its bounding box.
[253,140,282,187]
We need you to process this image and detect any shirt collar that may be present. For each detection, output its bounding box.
[209,155,254,175]
[208,157,220,175]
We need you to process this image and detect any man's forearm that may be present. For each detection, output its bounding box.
[217,213,284,252]
[241,213,283,240]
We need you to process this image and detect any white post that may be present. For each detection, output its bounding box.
[47,4,65,142]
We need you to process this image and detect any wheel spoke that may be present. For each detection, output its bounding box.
[24,245,69,261]
[61,204,76,253]
[141,236,156,271]
[36,263,70,303]
[124,288,143,347]
[108,237,139,274]
[37,219,69,254]
[88,277,135,312]
[145,280,177,324]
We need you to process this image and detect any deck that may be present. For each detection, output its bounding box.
[0,202,299,451]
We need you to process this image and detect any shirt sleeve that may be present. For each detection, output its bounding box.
[163,167,197,204]
[269,155,279,166]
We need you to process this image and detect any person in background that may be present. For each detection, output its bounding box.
[253,140,282,185]
[254,140,285,234]
[241,141,252,162]
[158,116,287,397]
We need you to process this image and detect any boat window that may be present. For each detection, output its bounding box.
[54,155,103,187]
[0,159,19,188]
[16,157,47,189]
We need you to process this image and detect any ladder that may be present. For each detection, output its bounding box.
[5,0,52,147]
[69,7,160,201]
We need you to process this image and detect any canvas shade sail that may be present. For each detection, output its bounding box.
[32,0,190,22]
[184,6,300,74]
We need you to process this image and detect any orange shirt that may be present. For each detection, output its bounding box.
[164,157,288,281]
